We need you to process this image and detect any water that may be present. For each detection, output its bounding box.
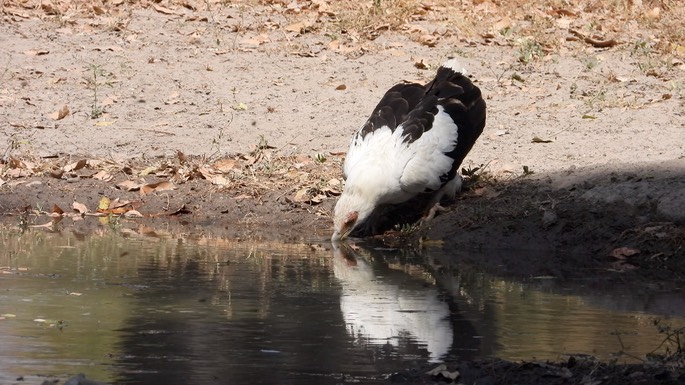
[1,231,683,384]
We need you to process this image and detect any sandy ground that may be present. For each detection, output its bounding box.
[1,1,685,382]
[2,4,683,167]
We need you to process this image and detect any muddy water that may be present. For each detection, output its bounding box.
[1,231,683,384]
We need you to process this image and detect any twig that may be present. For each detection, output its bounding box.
[568,29,619,48]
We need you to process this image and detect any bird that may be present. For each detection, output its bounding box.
[331,59,486,242]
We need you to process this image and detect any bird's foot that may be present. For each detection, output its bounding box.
[421,203,448,223]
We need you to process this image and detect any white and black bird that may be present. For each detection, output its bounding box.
[331,59,486,241]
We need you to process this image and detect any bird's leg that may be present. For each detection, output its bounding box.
[421,175,463,223]
[423,203,448,222]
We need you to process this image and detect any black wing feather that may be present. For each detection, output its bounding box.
[359,83,425,137]
[356,63,486,187]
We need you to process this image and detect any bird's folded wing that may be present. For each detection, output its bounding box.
[398,106,460,194]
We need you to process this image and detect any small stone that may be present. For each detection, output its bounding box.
[542,210,558,228]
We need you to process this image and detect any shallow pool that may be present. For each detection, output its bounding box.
[1,230,682,384]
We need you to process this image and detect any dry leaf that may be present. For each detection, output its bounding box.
[24,50,50,56]
[51,105,70,120]
[531,136,553,143]
[140,181,175,196]
[117,180,142,191]
[240,34,269,46]
[208,175,230,186]
[51,204,64,215]
[645,7,660,20]
[492,17,512,32]
[92,170,113,181]
[153,4,177,15]
[414,59,428,69]
[124,210,144,218]
[233,102,248,111]
[109,198,132,210]
[417,34,438,47]
[177,150,187,164]
[72,202,88,214]
[292,187,309,202]
[568,29,619,48]
[63,159,87,172]
[609,247,640,259]
[213,158,239,172]
[98,196,111,211]
[284,21,305,33]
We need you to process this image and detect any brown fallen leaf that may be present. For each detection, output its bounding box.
[24,50,50,56]
[284,21,310,34]
[213,158,239,172]
[609,247,640,260]
[92,170,113,181]
[609,260,638,272]
[492,17,512,33]
[532,136,553,143]
[568,29,619,48]
[51,105,70,120]
[124,210,144,218]
[208,175,230,186]
[92,5,106,15]
[51,204,64,214]
[63,159,87,172]
[291,187,310,203]
[177,150,187,164]
[240,34,270,46]
[72,202,88,215]
[153,4,178,15]
[6,8,30,18]
[417,34,438,47]
[117,180,142,191]
[551,8,577,17]
[414,59,428,69]
[140,181,176,196]
[109,198,132,209]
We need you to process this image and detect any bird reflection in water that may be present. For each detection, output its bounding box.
[332,243,453,363]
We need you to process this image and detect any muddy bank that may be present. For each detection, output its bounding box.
[2,159,684,285]
[422,160,685,285]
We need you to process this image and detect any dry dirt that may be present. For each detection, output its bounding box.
[1,0,685,382]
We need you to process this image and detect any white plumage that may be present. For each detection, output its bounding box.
[333,244,453,363]
[332,59,486,241]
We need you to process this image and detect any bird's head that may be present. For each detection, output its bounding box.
[331,190,376,242]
